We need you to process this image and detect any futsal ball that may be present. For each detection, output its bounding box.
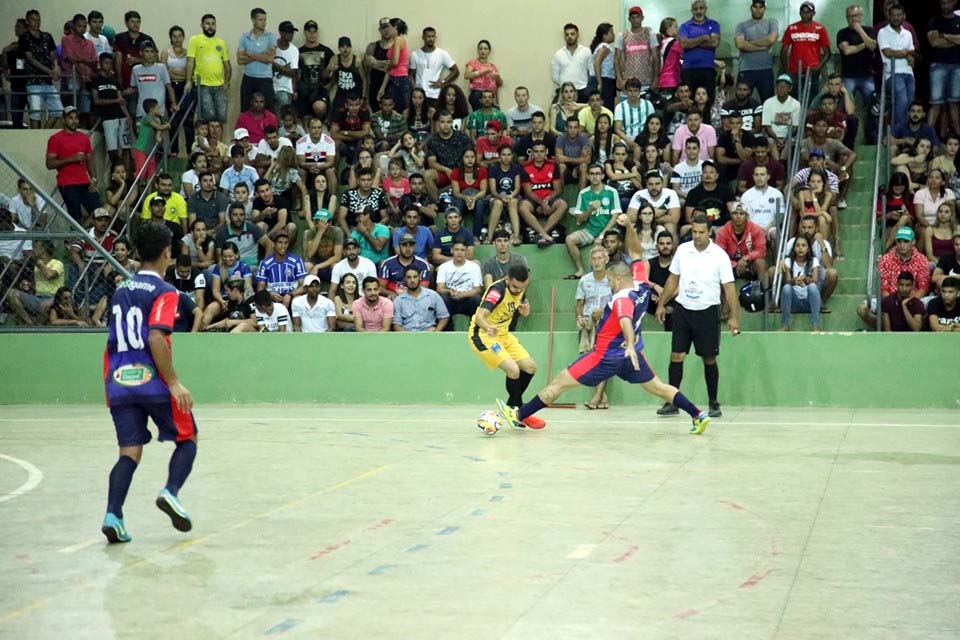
[477,410,503,435]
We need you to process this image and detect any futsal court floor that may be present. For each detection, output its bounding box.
[1,404,958,640]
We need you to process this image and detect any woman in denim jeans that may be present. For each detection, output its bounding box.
[779,234,821,332]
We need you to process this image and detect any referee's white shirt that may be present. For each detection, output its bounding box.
[669,240,735,310]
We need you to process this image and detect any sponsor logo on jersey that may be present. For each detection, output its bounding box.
[113,363,156,387]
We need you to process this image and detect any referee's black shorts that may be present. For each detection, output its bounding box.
[671,304,720,357]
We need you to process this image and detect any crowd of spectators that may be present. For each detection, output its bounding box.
[1,1,959,335]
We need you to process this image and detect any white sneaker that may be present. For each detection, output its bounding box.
[837,198,847,209]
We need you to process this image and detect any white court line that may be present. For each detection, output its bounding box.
[566,544,597,560]
[57,539,101,554]
[0,453,43,504]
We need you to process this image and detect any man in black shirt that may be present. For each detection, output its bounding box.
[19,10,62,129]
[515,111,557,162]
[836,7,876,111]
[715,113,756,182]
[721,81,762,132]
[363,19,392,114]
[927,276,960,331]
[645,230,676,329]
[425,111,474,198]
[682,161,734,237]
[2,18,28,128]
[90,53,132,165]
[927,1,960,137]
[297,20,334,126]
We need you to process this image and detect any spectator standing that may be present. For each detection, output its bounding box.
[735,0,779,102]
[780,1,831,97]
[45,107,100,223]
[836,5,877,118]
[129,40,175,118]
[482,229,528,286]
[409,27,458,106]
[84,11,111,58]
[927,276,960,331]
[61,14,97,127]
[291,274,336,333]
[113,11,153,117]
[329,238,377,299]
[926,0,960,136]
[591,23,617,111]
[877,4,915,131]
[679,0,722,106]
[4,18,29,130]
[614,6,660,94]
[364,18,393,114]
[237,8,276,111]
[465,40,501,111]
[655,213,739,418]
[353,277,393,332]
[552,24,592,101]
[297,20,333,125]
[436,240,483,328]
[20,10,63,128]
[272,22,299,110]
[378,18,411,112]
[393,268,449,332]
[327,37,364,113]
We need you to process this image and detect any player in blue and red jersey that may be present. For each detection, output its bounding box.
[101,222,198,543]
[497,262,711,434]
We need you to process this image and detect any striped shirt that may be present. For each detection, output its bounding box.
[792,167,840,194]
[614,99,656,140]
[255,253,307,295]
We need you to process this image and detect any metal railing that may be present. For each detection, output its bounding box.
[866,70,891,332]
[2,69,81,124]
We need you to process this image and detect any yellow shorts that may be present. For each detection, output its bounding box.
[469,331,531,370]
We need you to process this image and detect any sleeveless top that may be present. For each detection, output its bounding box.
[932,232,954,257]
[621,28,654,86]
[648,257,671,289]
[388,41,410,77]
[166,47,187,75]
[336,55,362,95]
[554,104,577,134]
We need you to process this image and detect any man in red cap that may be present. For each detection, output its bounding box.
[614,6,660,93]
[475,119,514,168]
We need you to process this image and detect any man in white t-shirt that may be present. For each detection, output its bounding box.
[670,138,705,201]
[630,170,682,239]
[328,237,377,299]
[273,22,301,109]
[762,74,801,150]
[408,27,458,102]
[84,11,112,56]
[254,125,294,173]
[249,289,291,332]
[291,274,336,332]
[436,239,483,329]
[296,117,339,192]
[739,164,784,242]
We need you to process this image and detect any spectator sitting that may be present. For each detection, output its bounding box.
[792,168,837,255]
[165,253,207,311]
[435,84,469,133]
[520,141,568,247]
[927,276,960,332]
[762,74,801,154]
[803,93,848,143]
[391,205,434,260]
[203,277,256,332]
[715,201,768,283]
[449,149,490,240]
[778,234,821,332]
[219,144,259,196]
[882,172,915,249]
[633,170,682,240]
[565,163,621,278]
[187,171,230,232]
[202,242,255,327]
[5,239,63,326]
[671,110,717,164]
[329,93,373,160]
[466,90,508,139]
[347,147,382,190]
[214,202,273,269]
[475,120,514,168]
[889,101,939,153]
[577,90,614,136]
[379,233,431,299]
[436,240,483,329]
[737,135,786,194]
[555,117,592,190]
[329,237,377,299]
[425,111,475,198]
[613,79,656,147]
[337,167,390,232]
[291,274,337,333]
[235,92,278,145]
[792,151,840,197]
[740,164,786,244]
[255,232,306,308]
[881,271,924,332]
[644,230,677,326]
[296,117,339,195]
[253,125,294,175]
[397,173,439,226]
[482,229,528,287]
[913,169,956,231]
[431,207,476,266]
[634,113,672,163]
[381,158,411,221]
[801,118,856,209]
[605,143,643,211]
[303,208,343,281]
[715,112,755,183]
[371,95,408,151]
[392,267,449,332]
[665,83,696,136]
[252,179,298,244]
[47,286,96,327]
[139,172,188,239]
[486,145,525,246]
[721,80,762,132]
[932,231,960,292]
[506,86,542,138]
[670,137,705,202]
[181,219,215,270]
[932,133,960,193]
[817,74,863,149]
[353,276,393,332]
[924,203,959,262]
[858,226,930,327]
[786,214,839,308]
[351,206,391,265]
[636,142,672,182]
[231,128,257,163]
[246,288,291,332]
[384,131,426,176]
[278,107,306,145]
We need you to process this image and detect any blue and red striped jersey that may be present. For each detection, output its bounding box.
[593,282,652,357]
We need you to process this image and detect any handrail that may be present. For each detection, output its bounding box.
[865,71,889,325]
[770,64,814,306]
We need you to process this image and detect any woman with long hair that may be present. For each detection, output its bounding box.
[450,147,490,238]
[633,114,671,164]
[378,18,411,112]
[203,241,254,327]
[794,169,837,255]
[266,146,309,214]
[633,201,666,260]
[605,142,643,211]
[405,87,435,143]
[105,162,139,221]
[162,24,194,155]
[891,138,933,192]
[179,151,208,198]
[883,171,915,249]
[306,172,339,221]
[637,142,670,180]
[436,84,470,133]
[334,272,360,331]
[658,18,682,96]
[348,148,382,189]
[590,23,616,111]
[464,40,501,111]
[913,168,956,229]
[924,201,959,261]
[779,234,821,333]
[180,219,215,269]
[591,113,614,165]
[549,81,584,136]
[48,286,92,326]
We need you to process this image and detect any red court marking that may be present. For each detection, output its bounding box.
[673,608,699,620]
[613,545,639,564]
[738,568,774,589]
[719,499,746,511]
[309,540,352,560]
[365,518,395,531]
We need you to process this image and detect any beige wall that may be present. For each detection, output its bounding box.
[9,0,624,125]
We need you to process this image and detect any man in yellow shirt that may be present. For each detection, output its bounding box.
[140,172,188,236]
[6,238,64,325]
[185,13,231,124]
[577,90,614,135]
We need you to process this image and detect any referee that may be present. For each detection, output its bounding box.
[654,213,740,418]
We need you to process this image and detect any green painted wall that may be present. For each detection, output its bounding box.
[1,333,956,409]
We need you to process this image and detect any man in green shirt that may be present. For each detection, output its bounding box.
[564,164,622,278]
[349,206,391,264]
[465,90,507,140]
[371,95,408,151]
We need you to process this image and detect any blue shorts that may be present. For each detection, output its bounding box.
[110,400,198,447]
[567,349,656,387]
[929,63,960,105]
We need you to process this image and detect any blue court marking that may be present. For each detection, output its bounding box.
[490,495,504,502]
[317,590,351,605]
[463,455,485,462]
[424,444,446,450]
[499,483,513,489]
[344,432,371,438]
[264,619,301,635]
[437,526,459,536]
[471,509,486,516]
[498,471,511,477]
[369,564,396,575]
[406,544,429,553]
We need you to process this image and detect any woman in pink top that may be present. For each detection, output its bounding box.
[658,18,682,94]
[378,18,412,113]
[465,40,501,111]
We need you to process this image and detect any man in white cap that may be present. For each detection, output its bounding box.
[291,274,336,332]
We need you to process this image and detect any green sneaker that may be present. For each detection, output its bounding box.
[690,411,711,435]
[495,398,523,429]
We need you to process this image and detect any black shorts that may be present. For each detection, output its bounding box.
[297,84,329,116]
[671,304,720,358]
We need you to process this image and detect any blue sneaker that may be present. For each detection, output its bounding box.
[495,398,523,429]
[156,489,192,532]
[690,411,711,435]
[101,513,132,543]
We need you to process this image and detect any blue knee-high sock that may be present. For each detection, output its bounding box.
[517,394,548,420]
[165,440,197,497]
[107,456,138,518]
[672,391,701,419]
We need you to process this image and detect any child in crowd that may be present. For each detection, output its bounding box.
[133,98,169,183]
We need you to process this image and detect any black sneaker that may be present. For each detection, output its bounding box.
[708,402,722,418]
[656,402,679,416]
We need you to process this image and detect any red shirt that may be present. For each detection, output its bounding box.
[522,160,558,200]
[474,135,514,164]
[715,221,767,266]
[782,21,830,73]
[235,109,278,144]
[47,130,93,186]
[450,166,488,191]
[878,247,930,295]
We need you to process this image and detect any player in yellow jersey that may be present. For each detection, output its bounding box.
[467,263,545,429]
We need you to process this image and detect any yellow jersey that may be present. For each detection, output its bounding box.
[468,278,525,338]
